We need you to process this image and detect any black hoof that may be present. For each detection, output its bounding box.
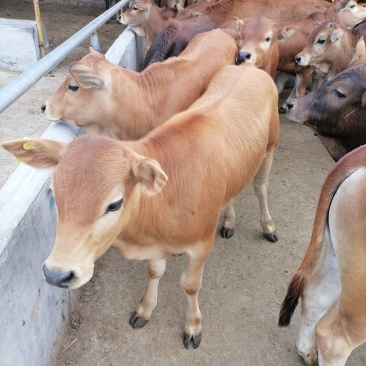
[129,312,149,329]
[220,226,234,239]
[278,107,286,114]
[263,231,279,243]
[183,333,202,349]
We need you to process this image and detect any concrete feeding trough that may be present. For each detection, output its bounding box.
[0,18,49,72]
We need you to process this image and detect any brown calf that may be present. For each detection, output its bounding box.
[275,0,366,112]
[41,29,237,140]
[119,0,177,48]
[286,62,366,161]
[4,64,279,349]
[279,144,366,366]
[198,0,329,26]
[222,16,279,79]
[295,21,366,81]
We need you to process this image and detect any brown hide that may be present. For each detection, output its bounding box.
[198,0,329,26]
[42,29,237,140]
[286,62,366,161]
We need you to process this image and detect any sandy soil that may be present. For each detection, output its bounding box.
[1,2,366,366]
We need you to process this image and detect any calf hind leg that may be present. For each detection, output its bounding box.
[253,151,278,242]
[297,240,341,366]
[129,258,167,329]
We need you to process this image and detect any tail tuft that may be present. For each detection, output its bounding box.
[278,273,305,327]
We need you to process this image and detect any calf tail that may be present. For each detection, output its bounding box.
[279,145,366,327]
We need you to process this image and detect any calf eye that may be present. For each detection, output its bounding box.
[132,5,138,10]
[265,36,271,42]
[316,38,325,45]
[350,5,355,9]
[331,89,346,99]
[105,198,123,214]
[68,85,79,92]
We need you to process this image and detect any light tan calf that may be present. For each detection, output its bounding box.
[275,0,366,112]
[4,64,279,349]
[295,21,366,81]
[41,29,237,140]
[119,0,177,48]
[279,144,366,365]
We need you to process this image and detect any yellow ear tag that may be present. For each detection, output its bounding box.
[22,141,35,151]
[15,157,22,164]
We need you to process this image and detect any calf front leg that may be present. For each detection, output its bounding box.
[221,199,236,239]
[180,245,211,349]
[253,151,278,242]
[129,258,166,329]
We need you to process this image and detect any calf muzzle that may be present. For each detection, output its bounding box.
[42,264,74,288]
[236,51,252,65]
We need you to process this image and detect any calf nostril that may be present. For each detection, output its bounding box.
[41,104,46,113]
[245,52,251,60]
[43,264,74,288]
[294,56,301,64]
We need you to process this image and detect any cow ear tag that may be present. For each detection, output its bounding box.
[15,157,22,164]
[23,141,35,151]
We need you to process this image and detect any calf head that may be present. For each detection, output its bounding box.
[330,0,366,28]
[2,135,167,289]
[119,0,176,35]
[294,21,344,73]
[286,63,366,161]
[235,16,278,72]
[42,49,117,135]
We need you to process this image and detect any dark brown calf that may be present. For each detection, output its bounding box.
[286,62,366,161]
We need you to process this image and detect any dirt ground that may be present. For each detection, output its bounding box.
[1,2,366,366]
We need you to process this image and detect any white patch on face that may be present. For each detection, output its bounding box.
[297,53,312,66]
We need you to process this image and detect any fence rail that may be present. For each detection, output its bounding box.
[0,0,128,114]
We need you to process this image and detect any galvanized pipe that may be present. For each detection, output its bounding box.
[0,0,128,114]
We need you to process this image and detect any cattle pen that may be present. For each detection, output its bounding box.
[0,1,145,364]
[1,1,366,366]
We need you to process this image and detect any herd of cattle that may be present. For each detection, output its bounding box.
[3,0,366,364]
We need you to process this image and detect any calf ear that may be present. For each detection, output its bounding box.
[349,37,366,66]
[277,26,298,41]
[235,17,244,33]
[69,63,104,89]
[330,28,342,43]
[1,139,67,168]
[132,157,168,196]
[334,0,349,12]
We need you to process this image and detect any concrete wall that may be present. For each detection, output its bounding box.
[0,27,142,366]
[0,18,49,72]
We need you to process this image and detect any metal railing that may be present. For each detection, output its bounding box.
[0,0,129,114]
